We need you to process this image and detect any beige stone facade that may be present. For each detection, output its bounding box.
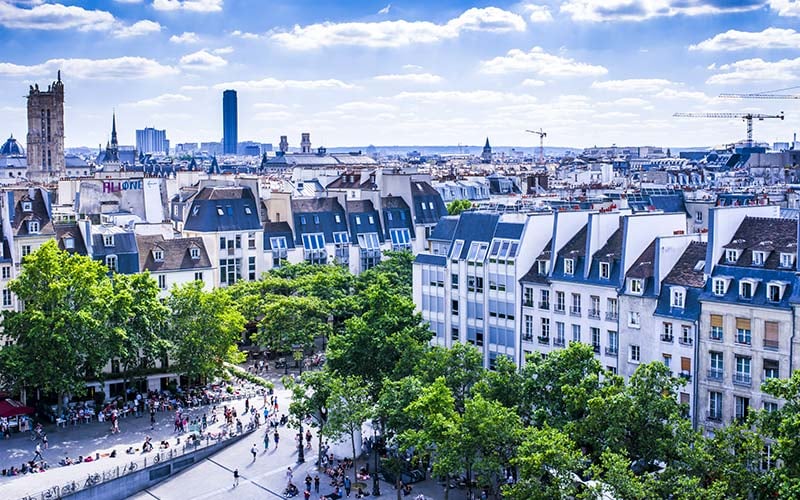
[26,72,65,181]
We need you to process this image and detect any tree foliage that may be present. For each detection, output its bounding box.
[446,199,472,216]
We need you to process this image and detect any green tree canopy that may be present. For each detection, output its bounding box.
[446,199,472,216]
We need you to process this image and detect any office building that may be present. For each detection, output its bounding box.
[222,90,238,155]
[136,127,170,155]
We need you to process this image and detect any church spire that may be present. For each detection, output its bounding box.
[111,112,118,147]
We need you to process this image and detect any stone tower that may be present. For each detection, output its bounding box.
[481,137,492,163]
[27,71,65,181]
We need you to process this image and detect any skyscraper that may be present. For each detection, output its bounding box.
[222,89,237,155]
[136,127,169,154]
[27,71,65,180]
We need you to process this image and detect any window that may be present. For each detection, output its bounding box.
[767,283,782,302]
[104,235,114,247]
[21,245,31,257]
[466,242,489,264]
[21,201,32,212]
[735,318,751,345]
[734,356,752,386]
[764,321,779,349]
[570,293,581,316]
[190,247,200,259]
[111,359,120,374]
[540,290,550,309]
[334,214,341,224]
[713,278,728,296]
[734,396,749,422]
[591,327,600,353]
[680,325,692,345]
[681,357,691,377]
[629,279,643,294]
[536,260,548,275]
[599,262,610,279]
[158,275,167,290]
[248,232,256,250]
[709,391,722,421]
[303,233,327,265]
[671,287,685,308]
[452,299,459,315]
[780,252,795,268]
[368,215,374,224]
[333,232,349,265]
[355,216,361,225]
[359,233,381,270]
[523,315,534,341]
[607,331,618,355]
[589,295,600,318]
[219,258,241,284]
[739,280,754,299]
[1,267,10,280]
[752,251,766,266]
[216,206,224,216]
[764,359,779,380]
[2,289,11,307]
[564,259,574,275]
[63,237,74,250]
[764,401,779,413]
[539,318,550,343]
[572,324,581,343]
[106,255,117,272]
[662,322,674,342]
[523,287,534,307]
[555,291,565,312]
[466,276,484,293]
[629,345,641,363]
[194,271,203,282]
[313,215,320,224]
[450,240,464,261]
[555,322,565,346]
[695,211,703,223]
[725,249,739,263]
[709,351,723,380]
[153,249,164,262]
[606,298,618,320]
[389,228,412,251]
[235,234,241,249]
[248,256,256,280]
[451,327,460,342]
[244,206,252,215]
[451,273,458,288]
[300,216,307,225]
[628,311,640,328]
[270,237,288,267]
[28,221,39,234]
[662,354,672,370]
[710,314,723,340]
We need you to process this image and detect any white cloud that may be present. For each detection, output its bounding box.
[707,57,800,84]
[480,47,608,77]
[270,7,526,49]
[253,111,293,121]
[0,56,178,79]
[152,0,223,12]
[212,46,234,54]
[690,28,800,51]
[253,103,289,110]
[0,1,115,31]
[590,78,674,92]
[124,93,191,107]
[560,0,762,22]
[336,101,397,112]
[373,73,443,84]
[524,4,553,22]
[653,88,712,101]
[402,64,423,71]
[179,50,227,70]
[770,0,800,16]
[521,78,546,87]
[392,90,538,105]
[114,0,143,3]
[180,84,208,91]
[170,31,200,43]
[378,4,391,15]
[231,29,261,39]
[212,78,355,91]
[115,19,161,38]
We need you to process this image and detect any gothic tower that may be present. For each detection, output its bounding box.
[481,137,492,163]
[27,71,65,181]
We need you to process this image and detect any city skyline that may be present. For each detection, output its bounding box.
[0,0,798,149]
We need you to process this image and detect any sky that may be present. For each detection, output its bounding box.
[0,0,799,149]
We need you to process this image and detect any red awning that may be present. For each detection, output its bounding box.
[0,399,35,418]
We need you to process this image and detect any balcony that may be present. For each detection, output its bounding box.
[554,306,565,315]
[592,344,601,354]
[539,301,550,310]
[678,337,693,346]
[588,309,600,320]
[523,299,534,308]
[569,307,581,317]
[709,331,723,341]
[537,336,550,346]
[553,337,566,347]
[708,369,723,381]
[605,346,618,356]
[605,311,618,322]
[733,373,752,387]
[522,334,534,342]
[764,339,779,351]
[660,334,674,343]
[679,371,691,381]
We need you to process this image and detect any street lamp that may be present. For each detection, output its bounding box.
[372,423,380,496]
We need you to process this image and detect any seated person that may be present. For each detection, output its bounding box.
[77,456,84,463]
[402,483,413,496]
[126,447,136,454]
[284,482,299,497]
[355,486,369,498]
[83,455,94,462]
[109,450,117,458]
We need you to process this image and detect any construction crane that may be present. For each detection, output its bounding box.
[720,85,800,100]
[525,128,547,164]
[673,112,784,147]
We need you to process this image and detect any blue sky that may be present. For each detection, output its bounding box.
[0,0,799,148]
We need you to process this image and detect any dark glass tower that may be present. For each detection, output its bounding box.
[222,89,238,154]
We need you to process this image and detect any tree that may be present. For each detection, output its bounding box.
[167,282,245,380]
[446,199,472,216]
[357,251,413,298]
[324,375,373,485]
[415,343,485,415]
[759,372,800,496]
[0,241,117,412]
[285,369,335,467]
[254,295,331,358]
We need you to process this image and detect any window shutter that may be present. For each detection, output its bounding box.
[710,314,723,328]
[681,357,691,371]
[736,318,751,330]
[765,322,779,343]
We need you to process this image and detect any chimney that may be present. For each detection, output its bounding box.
[301,133,311,154]
[279,135,288,154]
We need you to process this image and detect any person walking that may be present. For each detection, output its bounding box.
[344,476,352,497]
[150,407,156,430]
[286,466,293,485]
[314,474,320,494]
[251,444,258,462]
[305,474,312,492]
[273,429,280,448]
[33,443,43,461]
[233,468,239,488]
[264,429,270,452]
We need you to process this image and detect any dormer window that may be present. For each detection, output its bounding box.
[725,249,740,264]
[713,277,729,296]
[190,247,200,259]
[752,251,766,266]
[537,260,549,275]
[368,216,374,224]
[355,216,361,225]
[216,206,224,216]
[599,262,610,279]
[780,253,795,268]
[671,287,685,308]
[153,249,164,262]
[564,259,575,275]
[28,221,39,234]
[244,206,252,215]
[64,237,74,250]
[335,215,341,224]
[767,283,782,302]
[21,201,32,212]
[103,235,114,247]
[739,279,754,299]
[629,278,643,294]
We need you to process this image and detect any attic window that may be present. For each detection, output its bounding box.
[21,201,32,212]
[192,206,199,216]
[739,280,754,299]
[780,253,795,268]
[335,215,341,224]
[712,278,728,296]
[28,221,39,234]
[564,259,575,275]
[752,251,766,266]
[599,262,610,279]
[216,206,224,216]
[368,216,374,224]
[693,260,705,272]
[245,206,252,215]
[537,260,549,275]
[190,247,200,259]
[629,278,643,294]
[671,287,685,308]
[64,237,74,250]
[387,212,393,221]
[104,235,114,247]
[767,283,783,302]
[153,249,164,262]
[725,249,739,264]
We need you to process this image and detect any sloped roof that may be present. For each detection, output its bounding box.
[626,239,656,280]
[136,235,211,272]
[720,216,797,269]
[664,241,707,288]
[558,224,587,258]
